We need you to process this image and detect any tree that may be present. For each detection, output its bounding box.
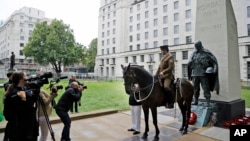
[83,38,97,72]
[23,19,83,74]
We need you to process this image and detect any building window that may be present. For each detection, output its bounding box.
[248,45,250,56]
[137,44,140,50]
[186,22,192,32]
[106,59,109,64]
[163,39,168,45]
[111,67,115,76]
[130,35,133,42]
[114,3,116,8]
[20,36,24,40]
[159,53,163,60]
[20,29,23,34]
[113,29,116,34]
[140,55,144,62]
[125,57,128,63]
[186,9,191,19]
[103,16,105,21]
[137,34,140,41]
[145,11,149,18]
[145,43,149,49]
[113,11,116,17]
[107,30,110,36]
[102,40,104,46]
[186,0,191,6]
[102,49,104,55]
[29,30,32,35]
[20,43,24,47]
[107,22,110,28]
[248,24,250,36]
[163,27,168,35]
[154,8,158,15]
[137,14,141,21]
[107,39,110,45]
[163,5,168,13]
[129,26,133,32]
[153,41,158,48]
[20,15,24,19]
[113,47,116,53]
[149,54,154,62]
[171,52,176,60]
[130,7,133,13]
[130,16,133,22]
[137,4,140,11]
[133,56,137,63]
[20,50,23,55]
[174,25,179,34]
[107,48,110,54]
[113,20,116,26]
[145,1,149,8]
[145,32,149,39]
[102,24,105,29]
[174,13,179,21]
[163,16,168,24]
[113,38,116,44]
[145,21,149,29]
[130,45,133,51]
[186,36,192,44]
[112,58,115,64]
[154,0,158,5]
[153,19,158,27]
[20,59,24,63]
[174,1,179,9]
[174,38,179,45]
[153,30,158,37]
[29,17,32,22]
[137,24,140,30]
[101,59,104,65]
[27,59,32,63]
[246,61,250,79]
[182,64,188,78]
[182,51,188,60]
[20,23,24,27]
[102,32,105,37]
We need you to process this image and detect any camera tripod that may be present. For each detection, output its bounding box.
[38,94,56,141]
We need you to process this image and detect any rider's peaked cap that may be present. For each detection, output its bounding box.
[160,45,169,51]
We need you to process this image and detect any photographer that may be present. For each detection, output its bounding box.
[67,74,83,113]
[38,87,58,141]
[3,72,38,141]
[55,81,84,141]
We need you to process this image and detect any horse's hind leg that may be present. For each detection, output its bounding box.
[183,102,191,134]
[141,106,149,139]
[151,107,159,141]
[178,101,186,132]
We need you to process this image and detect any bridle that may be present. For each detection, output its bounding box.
[123,68,159,102]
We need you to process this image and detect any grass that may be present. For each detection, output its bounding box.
[0,79,130,118]
[242,88,250,108]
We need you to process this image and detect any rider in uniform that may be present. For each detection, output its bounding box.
[155,45,175,109]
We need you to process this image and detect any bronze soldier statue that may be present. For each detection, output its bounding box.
[156,45,175,108]
[188,41,220,107]
[10,52,15,70]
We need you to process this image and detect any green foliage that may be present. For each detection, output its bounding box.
[82,38,97,72]
[242,88,250,108]
[23,19,83,73]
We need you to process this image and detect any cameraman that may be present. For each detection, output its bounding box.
[38,87,58,141]
[3,72,38,141]
[55,81,84,141]
[67,74,83,113]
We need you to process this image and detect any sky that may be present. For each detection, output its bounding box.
[0,0,100,46]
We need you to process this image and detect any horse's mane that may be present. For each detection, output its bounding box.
[130,65,153,86]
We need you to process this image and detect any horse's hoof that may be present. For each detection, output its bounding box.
[141,134,148,139]
[153,136,159,141]
[179,127,184,131]
[182,130,188,135]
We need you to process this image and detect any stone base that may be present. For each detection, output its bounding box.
[179,102,218,127]
[213,99,245,126]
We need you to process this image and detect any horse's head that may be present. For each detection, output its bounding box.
[121,64,137,95]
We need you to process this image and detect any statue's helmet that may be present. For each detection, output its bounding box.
[194,40,203,51]
[206,67,214,73]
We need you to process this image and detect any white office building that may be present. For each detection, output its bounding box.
[0,7,50,73]
[95,0,250,85]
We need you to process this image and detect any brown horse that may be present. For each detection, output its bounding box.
[121,64,194,141]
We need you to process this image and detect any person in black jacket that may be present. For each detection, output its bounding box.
[55,81,84,141]
[3,71,38,141]
[127,84,142,135]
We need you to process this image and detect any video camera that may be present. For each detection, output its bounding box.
[25,72,53,89]
[49,76,68,93]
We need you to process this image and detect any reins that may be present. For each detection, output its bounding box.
[133,75,159,102]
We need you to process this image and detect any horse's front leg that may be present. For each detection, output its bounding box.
[151,107,159,141]
[178,101,185,132]
[141,106,149,139]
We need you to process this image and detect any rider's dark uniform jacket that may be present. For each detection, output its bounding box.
[55,88,81,112]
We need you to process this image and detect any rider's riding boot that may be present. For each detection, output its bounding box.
[165,90,174,109]
[205,98,210,107]
[191,97,198,105]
